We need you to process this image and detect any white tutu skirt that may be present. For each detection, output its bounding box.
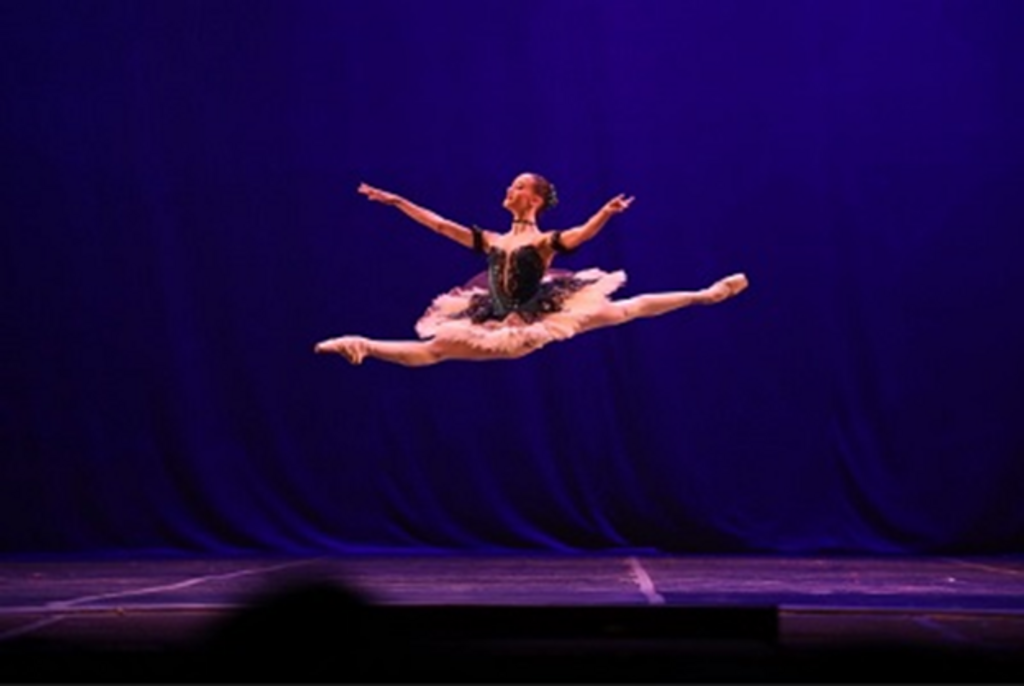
[415,268,627,354]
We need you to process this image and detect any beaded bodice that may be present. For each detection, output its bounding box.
[486,244,546,315]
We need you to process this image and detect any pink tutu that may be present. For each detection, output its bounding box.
[415,267,627,354]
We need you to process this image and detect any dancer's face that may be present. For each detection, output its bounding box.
[503,173,543,215]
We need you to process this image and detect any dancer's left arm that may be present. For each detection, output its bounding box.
[554,194,635,252]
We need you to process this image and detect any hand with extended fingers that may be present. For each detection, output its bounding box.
[358,182,400,206]
[603,193,635,215]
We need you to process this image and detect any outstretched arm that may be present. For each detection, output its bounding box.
[555,194,635,252]
[358,182,478,250]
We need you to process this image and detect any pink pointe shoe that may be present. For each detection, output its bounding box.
[705,273,749,303]
[314,336,370,365]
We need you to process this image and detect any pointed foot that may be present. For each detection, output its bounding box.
[314,336,370,365]
[704,273,749,303]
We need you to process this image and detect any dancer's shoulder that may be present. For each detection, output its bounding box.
[547,229,575,254]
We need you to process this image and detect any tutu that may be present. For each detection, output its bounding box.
[415,267,627,354]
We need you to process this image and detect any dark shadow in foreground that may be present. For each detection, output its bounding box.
[0,579,1021,682]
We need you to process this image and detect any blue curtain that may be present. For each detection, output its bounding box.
[3,0,1022,556]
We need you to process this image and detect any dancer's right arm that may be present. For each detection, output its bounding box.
[358,183,477,250]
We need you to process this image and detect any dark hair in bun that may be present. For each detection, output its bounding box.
[528,173,558,214]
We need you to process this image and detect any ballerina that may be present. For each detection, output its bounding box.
[315,173,748,366]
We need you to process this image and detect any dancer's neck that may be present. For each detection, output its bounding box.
[511,218,538,233]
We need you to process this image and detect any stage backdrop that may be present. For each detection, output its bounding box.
[2,0,1022,556]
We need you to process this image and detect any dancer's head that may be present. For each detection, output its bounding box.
[503,172,558,217]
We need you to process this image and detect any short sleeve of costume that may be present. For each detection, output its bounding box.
[471,225,486,253]
[551,230,574,254]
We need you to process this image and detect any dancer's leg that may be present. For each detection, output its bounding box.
[579,272,748,332]
[623,272,748,316]
[315,336,440,366]
[315,335,530,366]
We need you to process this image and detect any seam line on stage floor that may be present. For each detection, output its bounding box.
[44,558,318,611]
[0,616,66,643]
[626,557,665,605]
[945,558,1024,578]
[2,604,1023,617]
[1,604,1022,617]
[778,606,1024,616]
[0,604,242,615]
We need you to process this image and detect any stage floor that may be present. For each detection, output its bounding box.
[1,554,1022,680]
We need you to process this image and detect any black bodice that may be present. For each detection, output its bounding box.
[486,244,546,315]
[464,227,580,324]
